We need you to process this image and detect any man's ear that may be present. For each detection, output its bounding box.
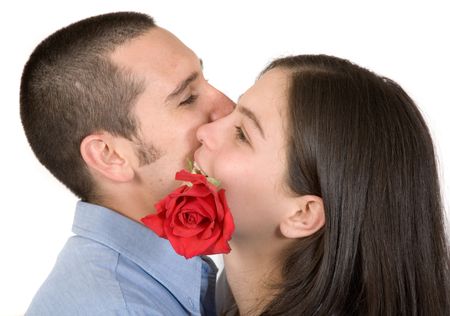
[279,195,325,239]
[80,133,135,182]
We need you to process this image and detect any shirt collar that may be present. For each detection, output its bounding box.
[72,201,211,314]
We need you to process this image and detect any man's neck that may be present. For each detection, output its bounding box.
[93,183,157,223]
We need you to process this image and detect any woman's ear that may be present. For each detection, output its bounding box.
[80,133,135,182]
[279,195,325,239]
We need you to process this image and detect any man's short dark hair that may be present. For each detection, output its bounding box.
[20,12,156,201]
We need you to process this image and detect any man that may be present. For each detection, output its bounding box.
[21,12,234,315]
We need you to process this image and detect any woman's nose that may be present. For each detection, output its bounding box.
[196,116,227,151]
[196,121,213,149]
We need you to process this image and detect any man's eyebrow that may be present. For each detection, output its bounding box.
[165,72,198,102]
[238,106,265,139]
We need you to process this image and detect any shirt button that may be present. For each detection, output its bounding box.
[188,297,194,308]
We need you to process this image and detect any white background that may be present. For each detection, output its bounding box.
[1,1,449,315]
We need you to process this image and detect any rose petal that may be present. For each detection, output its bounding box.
[200,220,215,239]
[175,170,209,186]
[175,233,219,259]
[178,210,204,228]
[172,220,209,237]
[203,225,232,255]
[179,210,201,225]
[169,201,187,228]
[212,190,226,222]
[222,210,235,240]
[141,214,166,238]
[205,237,231,255]
[188,196,216,218]
[165,186,188,202]
[154,195,171,216]
[177,185,212,198]
[165,195,187,218]
[180,198,214,219]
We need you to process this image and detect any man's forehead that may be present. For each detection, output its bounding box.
[109,27,203,101]
[110,27,196,68]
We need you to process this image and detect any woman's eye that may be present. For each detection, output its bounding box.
[179,95,198,106]
[234,126,249,143]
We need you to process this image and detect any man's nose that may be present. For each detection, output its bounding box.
[208,89,235,122]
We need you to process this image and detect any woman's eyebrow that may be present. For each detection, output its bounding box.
[238,105,265,139]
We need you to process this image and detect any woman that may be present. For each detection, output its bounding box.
[194,55,450,315]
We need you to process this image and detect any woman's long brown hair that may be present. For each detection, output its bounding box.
[258,55,449,315]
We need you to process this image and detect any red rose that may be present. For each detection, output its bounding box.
[141,169,234,259]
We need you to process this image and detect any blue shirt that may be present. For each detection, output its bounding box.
[26,201,217,315]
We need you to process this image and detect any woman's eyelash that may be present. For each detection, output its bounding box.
[179,95,198,106]
[234,126,249,143]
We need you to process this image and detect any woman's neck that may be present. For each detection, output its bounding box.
[223,239,288,315]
